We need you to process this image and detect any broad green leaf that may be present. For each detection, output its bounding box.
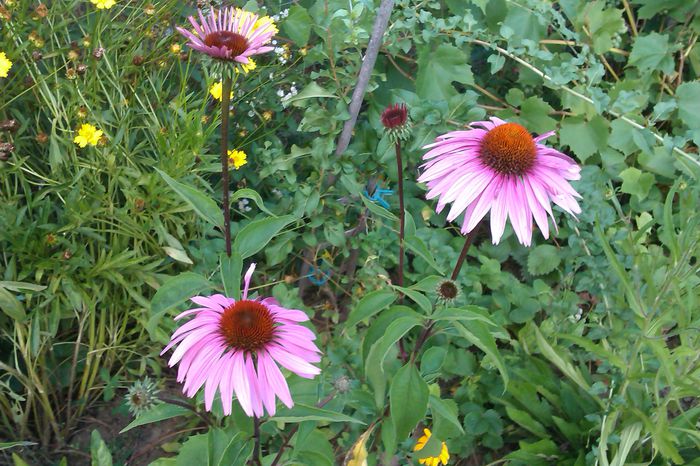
[0,282,46,292]
[271,403,365,424]
[220,252,243,300]
[90,430,113,466]
[416,44,474,100]
[150,272,212,317]
[230,188,276,216]
[414,434,444,460]
[365,315,422,407]
[282,5,312,46]
[345,289,397,328]
[176,433,208,466]
[430,306,501,329]
[453,321,509,388]
[163,246,193,265]
[286,82,338,108]
[429,395,464,436]
[619,167,654,201]
[628,33,675,74]
[156,168,223,228]
[233,215,297,259]
[583,1,626,53]
[390,363,429,440]
[676,81,700,130]
[527,245,561,276]
[361,194,397,221]
[391,286,432,313]
[12,454,29,466]
[559,116,609,161]
[505,405,548,438]
[120,403,191,433]
[404,235,444,274]
[0,285,25,321]
[209,429,252,466]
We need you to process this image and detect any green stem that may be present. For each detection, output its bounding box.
[221,76,233,257]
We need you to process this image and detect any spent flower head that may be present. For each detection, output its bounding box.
[125,377,160,417]
[435,279,460,305]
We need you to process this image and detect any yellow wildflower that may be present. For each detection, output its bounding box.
[262,110,273,121]
[90,0,116,9]
[170,43,181,54]
[236,59,256,74]
[228,149,247,169]
[209,81,233,101]
[0,52,12,78]
[255,16,279,35]
[73,123,103,148]
[414,429,449,466]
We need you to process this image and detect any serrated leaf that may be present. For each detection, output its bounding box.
[416,44,474,100]
[619,167,655,200]
[559,116,609,161]
[628,33,675,75]
[390,363,429,440]
[527,245,561,276]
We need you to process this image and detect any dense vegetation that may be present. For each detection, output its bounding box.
[1,0,699,465]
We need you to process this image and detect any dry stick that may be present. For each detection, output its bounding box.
[335,0,394,156]
[221,76,233,257]
[269,392,335,466]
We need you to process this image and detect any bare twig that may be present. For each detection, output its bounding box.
[335,0,394,156]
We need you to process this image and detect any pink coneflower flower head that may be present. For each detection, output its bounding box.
[418,118,581,246]
[381,103,411,143]
[176,7,277,64]
[161,263,321,417]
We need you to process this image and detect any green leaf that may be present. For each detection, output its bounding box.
[527,245,561,276]
[0,285,26,321]
[391,286,432,313]
[361,194,398,221]
[430,306,502,329]
[230,188,276,216]
[233,215,297,259]
[559,116,609,161]
[345,289,397,328]
[119,403,191,433]
[0,442,36,452]
[453,321,509,388]
[429,395,465,436]
[208,429,253,466]
[12,453,29,466]
[90,430,113,466]
[610,423,642,466]
[150,272,213,317]
[156,168,223,228]
[271,403,365,424]
[505,406,548,438]
[282,5,312,46]
[220,252,243,300]
[286,82,338,108]
[676,81,700,130]
[365,315,422,407]
[584,1,626,54]
[628,33,675,75]
[390,363,429,440]
[414,434,444,460]
[619,167,655,200]
[416,44,474,100]
[404,236,445,274]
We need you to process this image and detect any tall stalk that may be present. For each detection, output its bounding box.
[220,76,233,257]
[395,141,406,291]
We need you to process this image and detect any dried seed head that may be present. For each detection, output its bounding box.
[32,50,43,61]
[132,55,144,66]
[435,279,460,305]
[0,119,19,133]
[76,63,87,75]
[93,47,104,59]
[36,132,48,144]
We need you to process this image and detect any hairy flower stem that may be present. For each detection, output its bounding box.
[251,415,262,466]
[396,141,406,292]
[221,76,233,257]
[396,141,408,362]
[451,228,478,280]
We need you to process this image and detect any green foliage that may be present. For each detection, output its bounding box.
[2,0,700,465]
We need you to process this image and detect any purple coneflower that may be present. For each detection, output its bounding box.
[176,7,277,63]
[161,264,321,417]
[419,117,581,246]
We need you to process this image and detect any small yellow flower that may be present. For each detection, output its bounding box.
[209,81,233,101]
[255,16,279,35]
[73,123,103,148]
[227,149,247,169]
[0,52,12,78]
[262,110,273,121]
[414,429,449,466]
[170,43,181,54]
[90,0,116,9]
[236,59,256,74]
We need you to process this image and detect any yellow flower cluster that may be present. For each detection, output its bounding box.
[236,59,256,74]
[414,429,449,466]
[90,0,116,9]
[0,52,12,78]
[227,149,247,169]
[73,123,103,148]
[209,81,233,102]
